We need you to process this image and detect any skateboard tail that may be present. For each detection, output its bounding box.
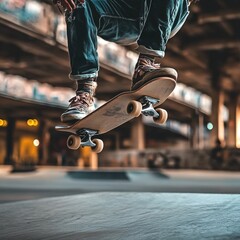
[55,125,77,134]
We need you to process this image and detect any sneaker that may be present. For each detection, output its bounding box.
[61,79,97,123]
[131,56,178,91]
[61,92,96,123]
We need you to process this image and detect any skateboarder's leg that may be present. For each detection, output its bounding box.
[66,1,99,81]
[137,0,190,58]
[131,0,190,90]
[66,0,142,81]
[91,0,142,45]
[61,0,143,122]
[61,1,100,122]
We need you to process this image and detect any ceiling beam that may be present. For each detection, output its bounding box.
[198,9,240,24]
[185,39,240,51]
[168,43,208,69]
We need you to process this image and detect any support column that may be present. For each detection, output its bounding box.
[38,120,50,165]
[4,117,15,165]
[208,52,226,148]
[115,133,120,150]
[131,117,145,150]
[198,113,204,149]
[210,90,225,147]
[235,96,240,148]
[190,112,198,149]
[227,93,237,147]
[190,112,204,149]
[90,152,98,170]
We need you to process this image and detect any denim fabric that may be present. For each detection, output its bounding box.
[66,0,189,80]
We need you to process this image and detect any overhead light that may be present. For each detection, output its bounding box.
[0,119,8,127]
[33,139,40,147]
[27,119,39,127]
[207,122,213,130]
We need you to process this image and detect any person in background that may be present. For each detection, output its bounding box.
[210,138,224,170]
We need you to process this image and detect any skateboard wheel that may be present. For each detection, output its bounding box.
[92,139,104,153]
[127,100,142,117]
[67,135,81,150]
[153,108,168,124]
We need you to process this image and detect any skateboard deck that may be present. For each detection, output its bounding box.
[56,77,176,152]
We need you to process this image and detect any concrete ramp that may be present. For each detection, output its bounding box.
[127,170,168,181]
[67,170,130,180]
[67,170,168,181]
[0,192,239,240]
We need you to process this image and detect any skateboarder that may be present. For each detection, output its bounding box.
[53,0,197,122]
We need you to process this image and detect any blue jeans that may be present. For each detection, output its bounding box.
[66,0,190,80]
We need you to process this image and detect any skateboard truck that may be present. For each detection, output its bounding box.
[67,129,104,153]
[139,96,159,118]
[76,129,98,147]
[138,96,168,125]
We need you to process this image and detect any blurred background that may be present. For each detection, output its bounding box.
[0,0,240,203]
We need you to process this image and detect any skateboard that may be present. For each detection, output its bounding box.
[55,77,176,153]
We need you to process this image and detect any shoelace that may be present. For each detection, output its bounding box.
[140,58,161,69]
[134,58,161,77]
[68,93,93,108]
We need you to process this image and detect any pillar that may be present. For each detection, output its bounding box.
[131,117,145,150]
[227,93,237,147]
[115,133,120,150]
[190,112,198,149]
[4,117,15,164]
[236,104,240,148]
[190,112,204,149]
[38,120,50,165]
[90,152,98,170]
[198,113,204,149]
[210,90,225,147]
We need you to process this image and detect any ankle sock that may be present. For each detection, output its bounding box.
[76,78,97,95]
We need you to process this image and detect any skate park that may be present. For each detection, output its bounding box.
[0,1,240,239]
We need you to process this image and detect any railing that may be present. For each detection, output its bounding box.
[0,71,73,107]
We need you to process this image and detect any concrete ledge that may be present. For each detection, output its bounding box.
[67,170,168,181]
[67,170,130,180]
[0,192,239,240]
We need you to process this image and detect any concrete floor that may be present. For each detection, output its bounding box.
[0,167,240,203]
[0,167,240,239]
[0,192,240,240]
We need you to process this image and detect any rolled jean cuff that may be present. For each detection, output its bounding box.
[136,45,165,58]
[69,72,98,81]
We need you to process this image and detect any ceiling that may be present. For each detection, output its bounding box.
[161,0,240,97]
